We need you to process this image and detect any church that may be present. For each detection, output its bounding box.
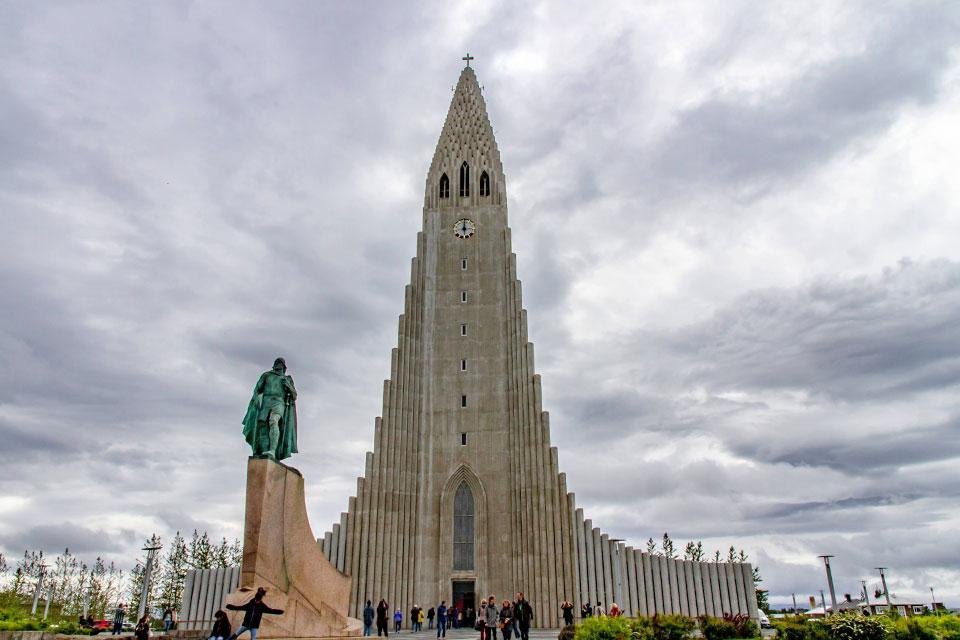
[318,62,758,627]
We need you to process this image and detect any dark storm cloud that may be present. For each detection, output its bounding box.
[669,259,960,400]
[656,4,959,191]
[0,523,132,556]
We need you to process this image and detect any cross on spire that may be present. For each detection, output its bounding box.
[462,53,474,68]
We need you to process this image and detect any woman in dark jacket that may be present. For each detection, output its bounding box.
[210,610,231,640]
[134,615,150,640]
[376,600,390,637]
[499,601,513,640]
[226,587,284,640]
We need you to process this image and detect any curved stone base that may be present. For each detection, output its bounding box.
[227,457,362,639]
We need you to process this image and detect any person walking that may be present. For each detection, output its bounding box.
[427,607,435,630]
[484,597,499,640]
[512,593,533,640]
[595,602,606,617]
[376,600,390,637]
[410,606,419,632]
[162,607,174,633]
[362,601,375,637]
[393,609,402,633]
[435,601,448,638]
[561,601,574,627]
[449,606,458,629]
[580,602,592,619]
[112,603,126,635]
[499,600,513,640]
[226,587,285,640]
[134,615,150,640]
[209,610,231,640]
[418,608,425,631]
[609,603,622,618]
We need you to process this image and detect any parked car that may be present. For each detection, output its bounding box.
[89,619,112,634]
[758,610,772,629]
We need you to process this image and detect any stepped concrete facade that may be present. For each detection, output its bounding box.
[319,65,758,628]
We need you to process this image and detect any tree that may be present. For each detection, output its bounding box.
[662,533,676,559]
[713,550,721,562]
[188,531,214,569]
[683,541,704,561]
[159,532,188,609]
[753,565,769,613]
[646,538,657,555]
[88,557,124,619]
[14,549,45,598]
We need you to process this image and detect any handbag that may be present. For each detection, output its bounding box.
[474,619,484,631]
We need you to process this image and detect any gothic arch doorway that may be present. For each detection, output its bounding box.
[439,464,487,598]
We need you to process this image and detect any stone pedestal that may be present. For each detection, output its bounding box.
[226,457,361,639]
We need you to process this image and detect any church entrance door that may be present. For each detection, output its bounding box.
[452,580,475,629]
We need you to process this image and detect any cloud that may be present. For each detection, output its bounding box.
[1,0,959,607]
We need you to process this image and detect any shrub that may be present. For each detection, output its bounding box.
[700,614,759,640]
[926,615,960,640]
[629,617,655,640]
[652,614,697,640]
[773,616,830,640]
[574,616,634,640]
[700,616,739,640]
[822,614,887,640]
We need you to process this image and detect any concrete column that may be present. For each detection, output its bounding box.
[337,512,348,572]
[740,563,760,621]
[196,570,210,628]
[180,571,195,630]
[626,546,639,616]
[709,562,723,616]
[692,561,706,617]
[584,519,596,608]
[676,559,689,616]
[725,563,739,615]
[188,569,203,630]
[668,558,681,614]
[210,567,224,623]
[592,528,605,608]
[381,355,399,611]
[641,553,654,616]
[617,542,629,613]
[659,555,672,613]
[601,534,613,610]
[648,555,661,613]
[557,472,575,610]
[717,562,731,615]
[368,419,385,606]
[683,561,697,616]
[572,499,586,612]
[733,562,747,614]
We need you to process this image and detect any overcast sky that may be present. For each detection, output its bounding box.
[1,0,959,609]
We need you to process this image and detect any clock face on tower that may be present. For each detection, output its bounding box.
[453,219,476,239]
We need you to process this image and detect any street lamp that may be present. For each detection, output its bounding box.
[861,580,870,608]
[818,556,838,615]
[820,590,827,616]
[138,544,163,619]
[30,564,48,616]
[875,568,891,607]
[930,587,939,617]
[791,593,798,614]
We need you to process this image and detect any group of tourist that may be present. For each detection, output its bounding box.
[360,593,534,640]
[579,601,622,619]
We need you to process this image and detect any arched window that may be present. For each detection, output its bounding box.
[439,173,450,199]
[479,171,490,197]
[459,162,470,197]
[453,482,474,570]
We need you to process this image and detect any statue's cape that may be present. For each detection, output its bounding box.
[241,372,299,461]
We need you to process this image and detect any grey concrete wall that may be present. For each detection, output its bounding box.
[180,567,240,631]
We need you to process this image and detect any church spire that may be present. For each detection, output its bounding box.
[425,64,504,208]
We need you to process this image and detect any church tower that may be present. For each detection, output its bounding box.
[319,64,759,627]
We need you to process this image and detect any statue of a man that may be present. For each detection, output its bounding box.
[241,357,298,461]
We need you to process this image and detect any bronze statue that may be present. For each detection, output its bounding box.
[242,357,298,460]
